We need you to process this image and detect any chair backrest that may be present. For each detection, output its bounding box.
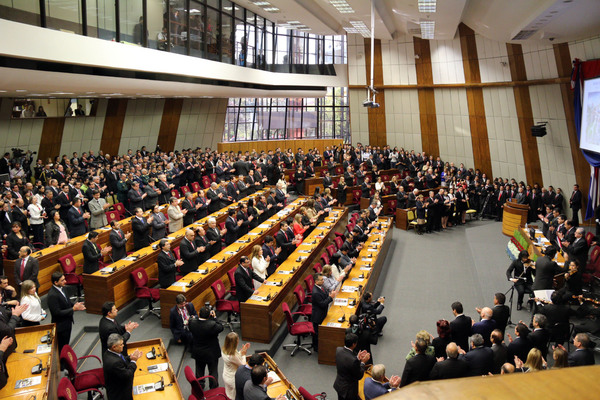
[388,199,397,211]
[228,267,237,287]
[57,377,78,400]
[210,173,217,182]
[191,182,201,193]
[113,203,126,216]
[383,185,391,195]
[407,210,415,220]
[321,252,330,265]
[106,210,120,223]
[298,387,318,400]
[590,246,600,265]
[304,275,314,293]
[184,365,203,399]
[202,176,211,189]
[586,232,594,247]
[382,174,391,182]
[312,262,323,274]
[294,285,306,304]
[172,246,181,260]
[58,254,77,275]
[335,166,343,175]
[334,236,344,250]
[211,279,227,300]
[219,222,226,231]
[59,345,78,378]
[326,244,336,258]
[171,189,180,198]
[282,302,295,329]
[130,267,149,288]
[181,186,190,195]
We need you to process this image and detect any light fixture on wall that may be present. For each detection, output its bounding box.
[363,0,379,108]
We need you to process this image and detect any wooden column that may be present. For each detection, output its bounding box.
[364,38,387,147]
[37,118,65,162]
[99,99,128,157]
[413,37,440,156]
[554,42,590,213]
[157,98,184,152]
[506,43,544,186]
[459,24,493,176]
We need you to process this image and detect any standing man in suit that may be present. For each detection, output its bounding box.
[194,226,210,266]
[428,343,469,381]
[180,229,203,275]
[506,322,532,365]
[181,192,199,226]
[458,334,494,376]
[109,220,131,261]
[207,183,224,213]
[56,184,72,221]
[82,231,111,274]
[131,207,153,251]
[169,294,197,347]
[225,208,244,245]
[261,236,281,276]
[67,198,90,237]
[449,301,472,352]
[189,306,224,387]
[570,184,582,227]
[47,271,86,352]
[470,307,497,347]
[363,364,400,400]
[206,217,226,256]
[127,182,146,212]
[566,227,589,267]
[476,293,509,336]
[88,190,109,229]
[103,333,142,400]
[311,273,337,351]
[528,313,550,359]
[235,354,265,400]
[235,256,264,303]
[567,333,595,366]
[167,197,186,233]
[400,339,436,386]
[333,333,370,400]
[99,301,139,356]
[14,246,39,289]
[157,239,183,288]
[275,221,299,262]
[532,246,563,291]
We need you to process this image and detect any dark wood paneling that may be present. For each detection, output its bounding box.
[157,98,183,152]
[506,43,544,186]
[459,23,492,177]
[37,118,65,163]
[414,37,440,156]
[554,42,590,213]
[364,38,387,147]
[348,77,570,90]
[99,99,128,156]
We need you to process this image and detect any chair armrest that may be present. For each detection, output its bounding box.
[76,388,103,396]
[77,354,102,364]
[206,394,229,400]
[291,311,309,318]
[197,375,218,385]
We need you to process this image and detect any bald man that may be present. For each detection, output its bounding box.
[471,307,497,347]
[429,343,469,380]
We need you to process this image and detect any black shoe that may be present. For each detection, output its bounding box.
[377,332,384,337]
[517,304,522,311]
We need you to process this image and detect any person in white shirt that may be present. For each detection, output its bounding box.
[27,195,45,245]
[250,245,269,288]
[20,279,46,326]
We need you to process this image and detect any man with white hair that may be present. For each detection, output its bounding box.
[207,182,224,213]
[363,364,400,400]
[206,217,227,256]
[566,227,589,267]
[471,307,497,347]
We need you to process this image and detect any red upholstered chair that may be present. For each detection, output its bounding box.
[130,267,161,320]
[299,387,327,400]
[346,223,355,235]
[334,236,344,250]
[181,185,191,195]
[211,278,240,331]
[202,176,212,189]
[184,366,227,400]
[60,345,105,395]
[383,185,391,195]
[210,173,217,182]
[282,302,314,356]
[171,246,183,280]
[326,244,336,258]
[171,189,180,198]
[352,189,362,204]
[58,254,83,300]
[312,262,323,274]
[382,174,391,182]
[293,285,312,317]
[320,252,330,266]
[191,181,201,193]
[58,377,103,400]
[172,246,181,260]
[304,274,315,301]
[586,232,595,247]
[332,179,338,189]
[106,210,120,223]
[335,166,343,175]
[387,199,397,215]
[227,267,237,297]
[113,202,127,218]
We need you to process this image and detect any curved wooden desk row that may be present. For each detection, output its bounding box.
[520,227,566,265]
[2,178,238,295]
[82,189,269,315]
[502,200,530,236]
[1,324,58,400]
[318,218,393,365]
[129,338,183,399]
[303,169,401,196]
[159,198,308,328]
[261,352,302,400]
[241,207,348,343]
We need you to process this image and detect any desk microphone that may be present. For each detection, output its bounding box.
[187,280,195,288]
[40,330,53,345]
[155,375,165,391]
[15,351,45,374]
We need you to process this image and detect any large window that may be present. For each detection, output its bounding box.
[223,87,350,142]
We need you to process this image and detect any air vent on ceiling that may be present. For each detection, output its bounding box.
[408,28,421,35]
[512,30,537,40]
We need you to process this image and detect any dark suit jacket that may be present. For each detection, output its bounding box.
[14,257,39,288]
[568,348,595,366]
[235,365,252,400]
[169,303,197,342]
[507,337,532,365]
[492,305,510,334]
[206,227,222,256]
[109,229,128,261]
[181,199,197,226]
[450,314,472,351]
[11,207,28,233]
[131,217,150,251]
[188,317,224,362]
[47,285,74,333]
[275,229,295,262]
[532,256,562,290]
[225,216,241,245]
[180,238,200,275]
[150,212,167,241]
[567,237,589,267]
[311,285,332,325]
[67,206,87,237]
[44,220,70,248]
[127,188,144,211]
[400,353,436,387]
[243,381,271,400]
[471,319,497,347]
[157,251,177,288]
[82,239,102,274]
[528,328,550,359]
[333,346,367,398]
[99,316,130,356]
[103,350,137,400]
[235,265,263,302]
[460,345,493,376]
[570,190,582,210]
[491,343,508,374]
[429,357,469,380]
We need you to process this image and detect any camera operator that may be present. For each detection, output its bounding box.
[360,292,387,336]
[169,294,196,348]
[346,314,377,364]
[189,305,224,389]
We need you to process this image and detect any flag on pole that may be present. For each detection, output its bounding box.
[585,166,600,220]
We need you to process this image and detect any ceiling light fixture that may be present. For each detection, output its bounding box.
[420,20,435,39]
[263,7,280,12]
[418,0,436,13]
[329,0,355,14]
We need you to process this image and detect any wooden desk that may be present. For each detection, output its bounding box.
[241,208,348,343]
[395,207,415,230]
[82,190,267,314]
[318,218,393,365]
[261,352,302,400]
[520,227,566,266]
[159,198,307,328]
[503,200,529,236]
[128,338,183,399]
[0,324,58,400]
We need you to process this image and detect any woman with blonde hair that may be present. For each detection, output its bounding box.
[551,347,568,369]
[406,330,435,359]
[292,213,307,244]
[221,332,250,400]
[20,280,46,326]
[516,348,545,372]
[250,245,269,285]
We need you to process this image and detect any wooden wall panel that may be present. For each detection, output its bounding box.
[364,38,387,148]
[37,118,65,163]
[99,99,128,157]
[554,43,590,214]
[507,43,544,186]
[459,23,493,176]
[414,37,440,156]
[157,98,183,152]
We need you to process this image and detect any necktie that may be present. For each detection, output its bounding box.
[20,258,26,280]
[119,353,127,363]
[189,239,195,250]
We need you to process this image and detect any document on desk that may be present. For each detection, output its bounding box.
[225,251,237,255]
[360,266,372,271]
[267,370,281,383]
[259,224,271,228]
[147,363,169,373]
[361,257,373,261]
[341,286,357,293]
[278,270,293,274]
[123,256,137,261]
[249,295,266,301]
[351,278,364,282]
[37,344,51,354]
[171,282,188,287]
[15,376,42,389]
[334,298,348,306]
[99,267,114,273]
[326,322,342,327]
[207,259,220,263]
[264,281,280,286]
[133,383,158,395]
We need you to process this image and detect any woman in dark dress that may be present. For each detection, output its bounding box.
[6,222,30,260]
[432,319,451,359]
[336,176,347,206]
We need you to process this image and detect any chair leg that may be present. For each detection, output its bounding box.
[283,335,312,356]
[136,299,161,320]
